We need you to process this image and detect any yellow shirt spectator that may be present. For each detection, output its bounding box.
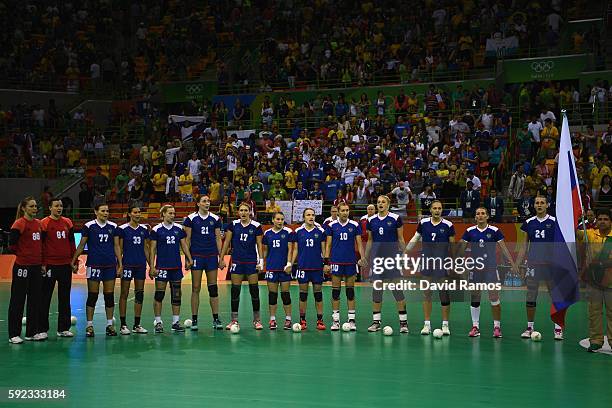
[285,170,298,189]
[152,172,168,192]
[179,173,194,195]
[67,148,81,166]
[209,181,221,204]
[584,228,612,288]
[590,165,611,189]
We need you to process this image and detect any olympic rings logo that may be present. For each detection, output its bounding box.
[185,84,203,94]
[530,61,554,73]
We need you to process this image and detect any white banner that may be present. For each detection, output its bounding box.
[265,200,294,222]
[227,129,256,140]
[485,35,519,57]
[292,200,323,223]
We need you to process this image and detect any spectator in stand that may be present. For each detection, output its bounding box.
[516,189,535,222]
[115,170,129,204]
[219,196,236,220]
[92,167,110,200]
[292,181,309,200]
[179,168,194,203]
[599,175,612,204]
[418,185,436,215]
[265,197,282,213]
[460,181,480,221]
[164,140,182,174]
[165,169,180,202]
[391,181,412,215]
[269,180,288,201]
[484,188,504,223]
[152,167,168,202]
[590,156,611,202]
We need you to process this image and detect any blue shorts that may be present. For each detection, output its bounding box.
[87,266,116,281]
[331,264,358,277]
[526,264,552,281]
[230,262,257,275]
[192,256,219,271]
[469,269,500,284]
[121,266,146,281]
[155,268,183,282]
[295,269,324,285]
[265,270,292,283]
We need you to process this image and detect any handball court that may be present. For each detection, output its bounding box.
[0,279,609,408]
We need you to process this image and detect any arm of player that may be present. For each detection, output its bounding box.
[180,237,193,270]
[71,235,88,274]
[219,229,232,269]
[497,239,517,272]
[321,238,327,272]
[397,226,406,252]
[323,235,332,273]
[183,225,192,247]
[514,231,529,277]
[256,235,264,270]
[284,242,293,273]
[149,240,158,279]
[404,232,421,253]
[114,236,123,277]
[215,227,225,269]
[356,235,366,267]
[363,231,373,266]
[448,235,456,257]
[144,239,151,269]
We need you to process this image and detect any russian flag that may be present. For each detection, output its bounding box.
[551,113,582,327]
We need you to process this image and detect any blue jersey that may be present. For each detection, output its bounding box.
[228,220,263,263]
[183,211,221,257]
[521,215,556,264]
[417,217,455,257]
[367,213,403,242]
[117,223,149,268]
[326,219,361,264]
[461,224,504,270]
[294,224,326,270]
[151,223,186,270]
[82,220,118,268]
[262,226,294,271]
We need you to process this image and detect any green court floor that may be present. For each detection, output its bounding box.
[0,282,609,408]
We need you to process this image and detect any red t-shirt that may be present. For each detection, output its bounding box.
[10,217,43,265]
[41,216,75,265]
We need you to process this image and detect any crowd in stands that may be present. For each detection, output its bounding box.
[1,1,601,94]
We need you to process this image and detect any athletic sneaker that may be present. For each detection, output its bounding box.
[38,332,48,340]
[253,320,263,330]
[57,331,74,337]
[283,319,292,330]
[86,326,95,337]
[154,322,164,334]
[469,326,481,337]
[132,325,148,334]
[442,323,451,336]
[212,318,224,330]
[587,342,603,352]
[269,320,277,330]
[8,336,23,344]
[300,319,307,331]
[106,325,117,337]
[420,324,431,335]
[171,322,185,332]
[349,320,357,331]
[493,326,502,338]
[25,333,46,341]
[190,321,198,331]
[520,327,533,338]
[330,320,340,331]
[316,320,326,330]
[367,321,381,332]
[120,325,131,335]
[225,320,239,330]
[399,321,409,334]
[554,328,564,341]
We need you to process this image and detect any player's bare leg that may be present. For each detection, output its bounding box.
[190,269,203,329]
[153,280,167,333]
[247,272,262,329]
[205,269,222,329]
[119,279,131,334]
[102,279,117,336]
[268,281,279,329]
[313,283,325,330]
[85,280,100,337]
[346,275,357,330]
[132,279,146,333]
[299,283,309,330]
[331,275,342,330]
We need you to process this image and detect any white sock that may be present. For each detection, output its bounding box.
[87,320,93,327]
[155,316,162,324]
[442,320,449,326]
[270,315,276,321]
[373,312,381,321]
[470,306,480,327]
[494,320,501,328]
[424,320,431,327]
[399,313,408,322]
[554,323,562,330]
[172,315,179,324]
[348,310,355,321]
[107,319,113,326]
[527,321,534,329]
[332,310,340,321]
[285,315,291,321]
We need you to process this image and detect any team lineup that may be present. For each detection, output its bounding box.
[7,193,565,344]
